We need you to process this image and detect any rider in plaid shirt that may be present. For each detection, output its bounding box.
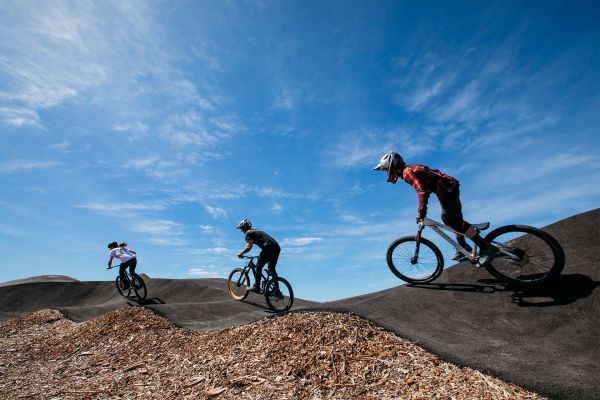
[374,151,497,266]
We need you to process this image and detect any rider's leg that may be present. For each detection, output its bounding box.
[267,247,280,279]
[128,258,137,274]
[254,251,268,290]
[440,194,474,259]
[119,261,130,288]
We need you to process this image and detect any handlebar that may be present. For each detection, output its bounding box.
[242,255,258,260]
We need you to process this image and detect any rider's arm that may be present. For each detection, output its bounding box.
[237,240,253,258]
[107,255,114,269]
[403,167,430,217]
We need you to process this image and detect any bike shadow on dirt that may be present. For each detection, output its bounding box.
[408,273,599,308]
[240,297,280,314]
[126,297,166,306]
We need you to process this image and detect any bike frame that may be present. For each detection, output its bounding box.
[110,264,135,284]
[416,218,520,262]
[238,256,271,290]
[417,218,478,262]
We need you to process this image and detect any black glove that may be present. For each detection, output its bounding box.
[416,212,425,223]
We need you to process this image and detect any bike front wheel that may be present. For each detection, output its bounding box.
[264,277,294,312]
[387,236,444,283]
[228,268,250,301]
[115,276,131,297]
[484,225,565,287]
[131,274,147,300]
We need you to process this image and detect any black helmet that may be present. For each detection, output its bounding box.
[236,219,252,230]
[107,241,118,249]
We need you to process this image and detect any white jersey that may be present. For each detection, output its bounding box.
[109,247,136,263]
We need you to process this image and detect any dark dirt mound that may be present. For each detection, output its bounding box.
[0,208,597,399]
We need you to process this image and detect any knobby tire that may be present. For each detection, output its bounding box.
[228,268,250,301]
[484,225,565,287]
[264,277,294,312]
[387,236,444,283]
[115,276,131,297]
[131,273,147,300]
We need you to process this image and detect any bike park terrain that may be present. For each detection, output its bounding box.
[0,208,598,399]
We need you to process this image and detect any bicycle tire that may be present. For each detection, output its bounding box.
[115,276,131,297]
[228,268,250,301]
[484,225,565,287]
[131,273,147,300]
[264,277,294,312]
[386,236,444,283]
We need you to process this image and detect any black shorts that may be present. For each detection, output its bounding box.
[256,245,280,274]
[439,190,466,233]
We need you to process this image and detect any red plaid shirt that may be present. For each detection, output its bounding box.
[401,164,459,214]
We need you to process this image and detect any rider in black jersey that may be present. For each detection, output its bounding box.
[236,219,281,293]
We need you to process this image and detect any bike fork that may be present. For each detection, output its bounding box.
[411,225,425,264]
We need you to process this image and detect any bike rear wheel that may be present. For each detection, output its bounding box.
[228,268,250,301]
[484,225,565,287]
[131,273,147,300]
[115,276,131,297]
[387,236,444,283]
[264,277,294,312]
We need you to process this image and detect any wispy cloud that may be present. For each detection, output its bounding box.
[129,218,189,246]
[190,246,229,255]
[323,131,432,169]
[198,224,215,233]
[0,161,60,174]
[205,205,228,219]
[281,237,322,246]
[0,107,42,127]
[188,265,223,278]
[78,201,165,214]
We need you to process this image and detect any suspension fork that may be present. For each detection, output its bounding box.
[236,264,251,286]
[411,224,425,264]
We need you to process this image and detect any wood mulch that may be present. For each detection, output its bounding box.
[0,307,545,399]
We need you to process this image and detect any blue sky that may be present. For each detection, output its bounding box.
[1,1,598,301]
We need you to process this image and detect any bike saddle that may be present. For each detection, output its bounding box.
[471,222,490,231]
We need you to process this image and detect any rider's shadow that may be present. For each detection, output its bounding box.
[409,274,599,308]
[506,274,599,307]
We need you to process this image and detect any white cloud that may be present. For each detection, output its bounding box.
[131,219,184,237]
[198,224,215,233]
[112,122,150,140]
[0,161,60,174]
[205,205,228,219]
[281,237,322,247]
[271,203,283,212]
[188,266,222,278]
[50,141,70,151]
[408,79,445,111]
[78,202,164,213]
[0,107,42,127]
[190,246,229,255]
[323,131,431,169]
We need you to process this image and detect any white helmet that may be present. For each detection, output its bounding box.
[236,219,252,230]
[373,151,405,172]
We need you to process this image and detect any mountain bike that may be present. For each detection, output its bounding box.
[387,217,565,287]
[107,265,147,300]
[227,256,294,312]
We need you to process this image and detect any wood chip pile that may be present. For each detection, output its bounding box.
[0,307,544,399]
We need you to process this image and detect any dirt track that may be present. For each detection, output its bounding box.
[1,208,598,399]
